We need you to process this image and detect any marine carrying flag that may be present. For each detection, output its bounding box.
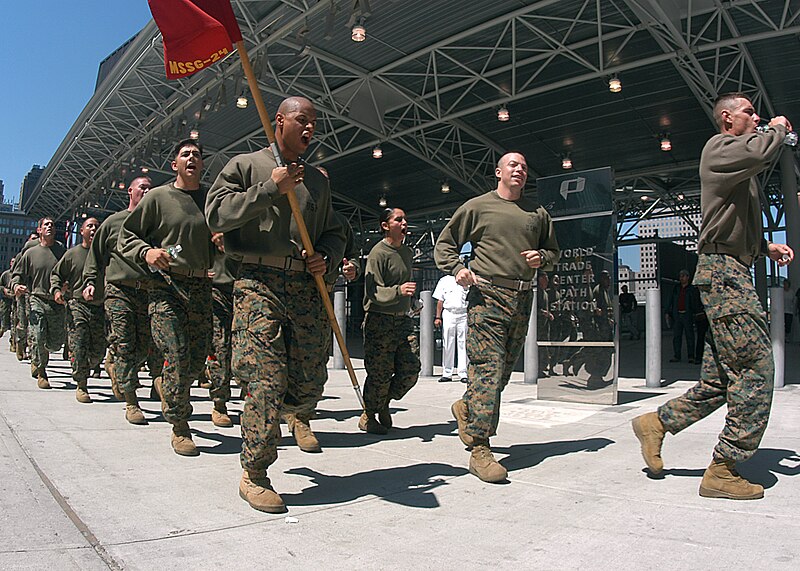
[148,0,243,79]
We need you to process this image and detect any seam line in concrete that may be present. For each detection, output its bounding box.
[0,407,124,571]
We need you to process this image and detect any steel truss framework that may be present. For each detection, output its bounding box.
[26,0,800,262]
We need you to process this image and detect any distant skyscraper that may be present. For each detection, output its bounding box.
[19,165,45,211]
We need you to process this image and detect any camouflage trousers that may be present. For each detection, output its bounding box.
[362,312,420,414]
[234,266,328,472]
[105,282,153,393]
[463,283,532,440]
[15,293,30,351]
[658,254,774,462]
[207,285,233,404]
[149,274,211,427]
[0,297,11,333]
[67,299,106,382]
[28,296,66,373]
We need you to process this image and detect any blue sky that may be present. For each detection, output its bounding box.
[0,2,152,204]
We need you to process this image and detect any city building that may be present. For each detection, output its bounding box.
[635,212,702,300]
[0,210,39,271]
[19,165,44,210]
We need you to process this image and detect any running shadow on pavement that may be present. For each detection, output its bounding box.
[494,437,614,474]
[733,448,800,489]
[314,420,457,448]
[282,463,468,508]
[645,448,800,488]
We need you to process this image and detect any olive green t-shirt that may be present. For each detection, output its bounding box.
[434,190,560,280]
[11,243,67,300]
[363,239,413,314]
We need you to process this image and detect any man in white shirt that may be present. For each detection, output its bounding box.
[433,272,469,382]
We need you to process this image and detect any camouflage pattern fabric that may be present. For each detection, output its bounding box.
[15,293,30,352]
[149,274,212,427]
[463,283,533,440]
[362,312,420,414]
[207,285,233,404]
[105,282,152,393]
[657,253,774,462]
[0,297,11,333]
[234,265,328,472]
[66,299,107,382]
[28,296,66,373]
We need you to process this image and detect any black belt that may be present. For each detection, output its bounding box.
[481,275,535,291]
[241,254,306,272]
[113,279,152,290]
[167,266,209,279]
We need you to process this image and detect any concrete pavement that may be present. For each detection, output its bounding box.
[0,331,798,570]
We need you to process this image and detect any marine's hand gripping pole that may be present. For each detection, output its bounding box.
[236,41,365,410]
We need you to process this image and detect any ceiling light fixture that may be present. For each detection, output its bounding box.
[372,145,383,159]
[608,74,622,93]
[441,181,450,193]
[236,93,248,109]
[378,195,387,207]
[497,106,510,122]
[660,134,672,152]
[140,167,149,173]
[189,128,200,140]
[561,154,573,170]
[351,18,366,42]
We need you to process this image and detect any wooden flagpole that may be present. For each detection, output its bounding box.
[235,41,365,410]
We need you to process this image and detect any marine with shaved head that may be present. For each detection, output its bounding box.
[207,95,344,513]
[435,151,560,484]
[51,216,105,403]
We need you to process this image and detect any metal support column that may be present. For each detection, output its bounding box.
[770,287,785,389]
[781,148,800,341]
[646,288,661,388]
[333,290,346,369]
[420,290,434,377]
[524,290,538,384]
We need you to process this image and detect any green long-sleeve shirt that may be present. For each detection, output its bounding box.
[11,243,67,300]
[82,210,149,294]
[205,151,344,267]
[51,244,101,305]
[363,239,413,314]
[435,190,560,280]
[1,269,12,298]
[698,125,786,266]
[118,183,214,273]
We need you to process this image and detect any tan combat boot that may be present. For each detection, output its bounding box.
[469,441,508,483]
[171,423,199,456]
[632,412,666,475]
[212,402,233,428]
[699,459,764,500]
[36,373,51,390]
[30,362,39,378]
[107,360,124,401]
[451,399,475,448]
[239,470,286,513]
[378,405,392,429]
[197,369,213,390]
[75,379,92,404]
[16,341,24,361]
[358,412,388,435]
[285,412,321,453]
[124,391,147,425]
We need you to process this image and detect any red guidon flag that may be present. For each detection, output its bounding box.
[148,0,243,79]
